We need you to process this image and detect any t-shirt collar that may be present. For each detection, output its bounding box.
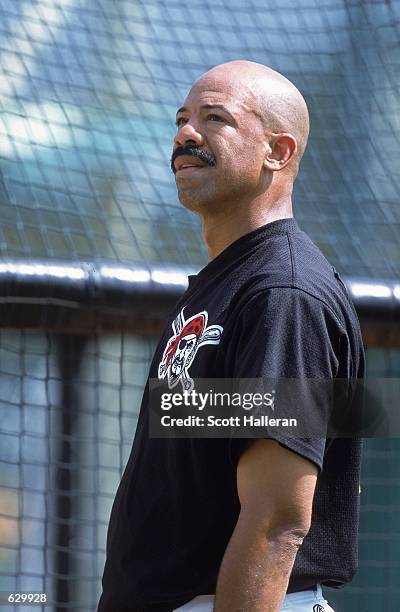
[188,217,300,287]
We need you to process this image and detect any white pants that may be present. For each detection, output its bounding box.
[174,585,335,611]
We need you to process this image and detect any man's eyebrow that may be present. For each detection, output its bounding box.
[175,104,235,121]
[176,106,188,116]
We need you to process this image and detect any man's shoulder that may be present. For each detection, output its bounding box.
[240,229,354,325]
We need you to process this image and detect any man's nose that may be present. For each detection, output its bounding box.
[174,123,204,148]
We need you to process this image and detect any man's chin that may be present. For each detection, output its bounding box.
[178,187,216,213]
[177,190,211,213]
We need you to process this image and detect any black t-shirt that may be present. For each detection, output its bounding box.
[98,218,365,612]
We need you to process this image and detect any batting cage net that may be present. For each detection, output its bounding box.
[0,0,399,610]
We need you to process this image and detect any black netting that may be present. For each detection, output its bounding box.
[1,1,400,611]
[0,0,399,275]
[0,330,156,611]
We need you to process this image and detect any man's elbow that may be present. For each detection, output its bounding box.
[265,515,311,548]
[239,506,312,550]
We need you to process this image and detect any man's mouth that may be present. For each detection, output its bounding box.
[171,146,216,175]
[174,157,208,174]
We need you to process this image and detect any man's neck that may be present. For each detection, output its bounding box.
[201,195,293,261]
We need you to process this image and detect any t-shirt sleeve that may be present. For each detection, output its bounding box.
[224,287,349,470]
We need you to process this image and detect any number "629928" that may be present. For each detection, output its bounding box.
[8,593,47,603]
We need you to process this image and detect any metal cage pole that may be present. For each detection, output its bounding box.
[0,260,398,346]
[53,335,87,612]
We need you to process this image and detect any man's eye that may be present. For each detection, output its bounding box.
[176,117,188,128]
[208,114,224,122]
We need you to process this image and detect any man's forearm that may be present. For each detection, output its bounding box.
[214,515,305,612]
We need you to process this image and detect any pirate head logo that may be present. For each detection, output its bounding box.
[158,308,223,391]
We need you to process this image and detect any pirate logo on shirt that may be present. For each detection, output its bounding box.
[158,307,223,391]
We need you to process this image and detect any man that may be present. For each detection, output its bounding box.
[98,61,364,612]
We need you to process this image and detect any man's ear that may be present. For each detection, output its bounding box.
[264,133,297,171]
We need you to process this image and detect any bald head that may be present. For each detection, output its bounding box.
[195,60,309,177]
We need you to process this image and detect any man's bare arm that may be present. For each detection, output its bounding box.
[214,439,318,612]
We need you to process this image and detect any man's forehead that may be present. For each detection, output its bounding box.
[181,75,254,113]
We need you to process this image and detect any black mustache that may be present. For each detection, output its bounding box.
[171,146,216,174]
